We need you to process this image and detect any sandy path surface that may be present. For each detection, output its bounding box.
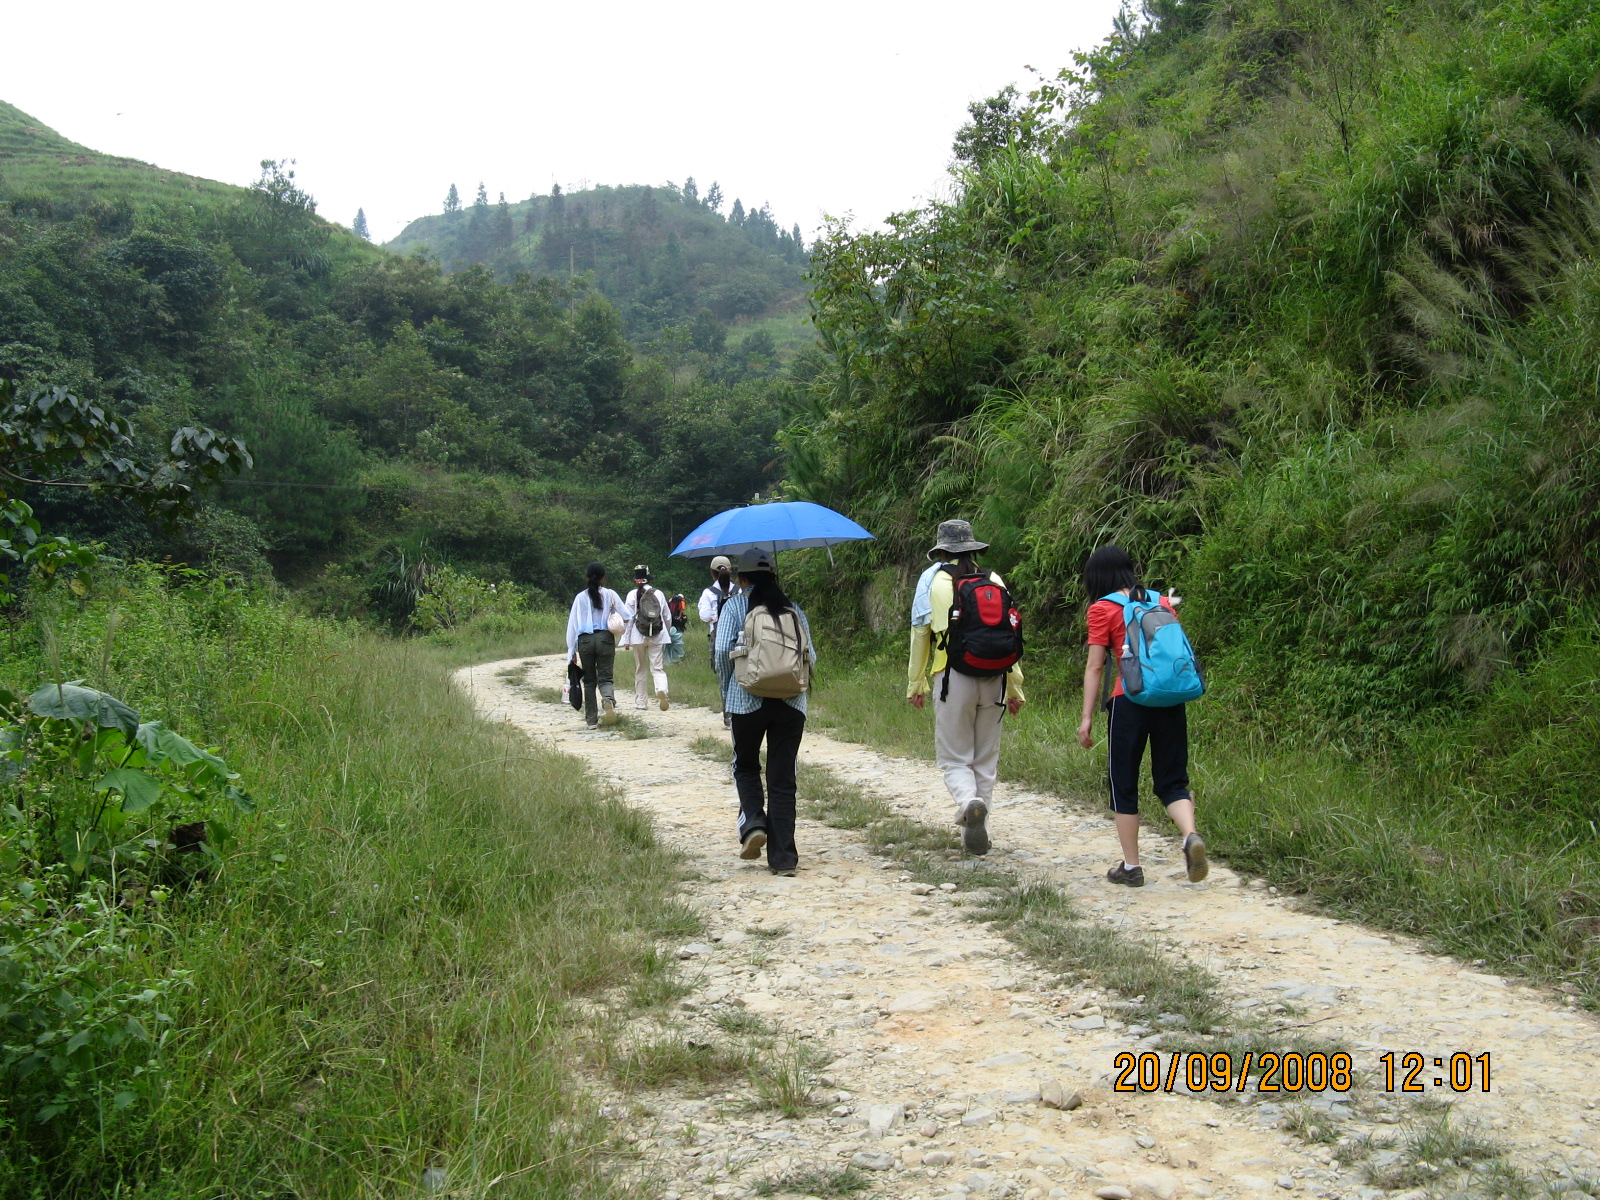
[457,656,1600,1200]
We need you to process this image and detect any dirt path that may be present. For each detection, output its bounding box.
[457,657,1600,1200]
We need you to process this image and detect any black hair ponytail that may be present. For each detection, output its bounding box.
[585,562,606,609]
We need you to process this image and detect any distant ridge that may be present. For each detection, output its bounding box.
[387,181,807,338]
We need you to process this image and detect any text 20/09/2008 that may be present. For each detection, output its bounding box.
[1110,1051,1493,1094]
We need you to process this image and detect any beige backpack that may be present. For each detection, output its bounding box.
[732,605,811,698]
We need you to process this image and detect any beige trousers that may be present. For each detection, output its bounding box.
[932,669,1007,811]
[631,642,668,704]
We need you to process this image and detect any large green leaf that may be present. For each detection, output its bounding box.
[27,682,140,739]
[96,768,163,814]
[136,722,229,781]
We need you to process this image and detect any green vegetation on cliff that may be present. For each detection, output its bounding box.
[786,0,1600,988]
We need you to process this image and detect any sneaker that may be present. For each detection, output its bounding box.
[958,799,991,856]
[601,698,617,726]
[634,699,648,710]
[658,689,670,711]
[740,829,767,860]
[1107,862,1146,887]
[586,720,599,729]
[769,866,797,877]
[1182,833,1209,883]
[722,711,732,730]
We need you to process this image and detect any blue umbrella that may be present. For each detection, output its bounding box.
[671,501,875,559]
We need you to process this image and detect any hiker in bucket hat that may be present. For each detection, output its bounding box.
[907,520,1026,855]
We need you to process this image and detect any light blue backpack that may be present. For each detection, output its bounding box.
[1101,590,1205,707]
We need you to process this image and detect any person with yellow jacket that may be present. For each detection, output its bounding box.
[906,520,1025,855]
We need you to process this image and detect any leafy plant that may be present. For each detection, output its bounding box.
[4,681,252,880]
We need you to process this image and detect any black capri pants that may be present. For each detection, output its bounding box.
[1105,694,1191,815]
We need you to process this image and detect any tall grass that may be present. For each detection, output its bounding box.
[1,569,692,1197]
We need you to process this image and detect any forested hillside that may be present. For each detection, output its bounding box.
[0,105,789,606]
[388,179,807,339]
[787,0,1600,977]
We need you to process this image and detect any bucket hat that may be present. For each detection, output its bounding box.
[927,519,989,560]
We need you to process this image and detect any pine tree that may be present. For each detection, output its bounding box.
[705,181,723,214]
[525,191,540,233]
[550,182,566,223]
[444,183,461,214]
[353,208,371,240]
[474,182,489,210]
[791,222,803,254]
[494,192,514,248]
[683,177,699,205]
[730,198,745,227]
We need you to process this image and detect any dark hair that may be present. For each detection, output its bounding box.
[1082,545,1146,603]
[739,569,793,619]
[585,562,606,609]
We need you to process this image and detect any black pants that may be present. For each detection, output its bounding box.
[1105,694,1190,815]
[575,631,616,725]
[731,699,806,871]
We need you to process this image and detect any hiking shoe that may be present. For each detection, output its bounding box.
[740,829,767,860]
[601,698,617,725]
[959,800,991,856]
[1107,863,1146,887]
[658,689,670,711]
[770,866,797,877]
[1182,833,1209,883]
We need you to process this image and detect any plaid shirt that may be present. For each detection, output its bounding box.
[713,592,815,716]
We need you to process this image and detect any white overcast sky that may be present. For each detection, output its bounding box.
[6,0,1120,245]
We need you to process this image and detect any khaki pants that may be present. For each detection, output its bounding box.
[631,641,668,705]
[933,669,1006,811]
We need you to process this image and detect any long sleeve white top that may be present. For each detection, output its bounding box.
[698,581,738,629]
[621,587,673,647]
[565,587,631,659]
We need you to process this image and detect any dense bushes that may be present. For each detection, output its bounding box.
[1,154,793,603]
[789,0,1600,738]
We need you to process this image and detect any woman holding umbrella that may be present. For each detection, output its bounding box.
[713,547,815,876]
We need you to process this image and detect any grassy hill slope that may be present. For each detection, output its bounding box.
[0,100,244,213]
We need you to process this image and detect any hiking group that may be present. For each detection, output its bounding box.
[566,519,1207,887]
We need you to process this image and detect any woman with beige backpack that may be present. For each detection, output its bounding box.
[713,547,815,876]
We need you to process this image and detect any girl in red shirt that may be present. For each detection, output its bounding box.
[1076,545,1208,887]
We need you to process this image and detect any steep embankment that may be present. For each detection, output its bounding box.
[781,0,1600,992]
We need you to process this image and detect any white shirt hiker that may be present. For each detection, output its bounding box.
[622,587,673,646]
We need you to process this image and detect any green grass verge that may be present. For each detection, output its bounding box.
[1,570,693,1197]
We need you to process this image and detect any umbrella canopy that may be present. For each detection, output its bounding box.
[671,501,875,558]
